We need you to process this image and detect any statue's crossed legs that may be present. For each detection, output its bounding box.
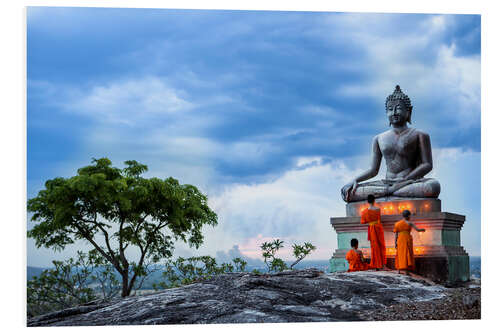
[346,178,441,202]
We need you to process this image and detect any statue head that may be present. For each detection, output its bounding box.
[385,85,413,126]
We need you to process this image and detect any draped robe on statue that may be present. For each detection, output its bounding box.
[345,249,369,272]
[394,219,415,270]
[360,208,386,269]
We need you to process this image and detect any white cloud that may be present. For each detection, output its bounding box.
[70,77,195,124]
[433,44,481,124]
[215,244,263,266]
[28,76,202,127]
[296,156,323,168]
[326,14,480,128]
[429,15,447,32]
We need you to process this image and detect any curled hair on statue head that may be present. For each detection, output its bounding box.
[350,238,359,248]
[385,85,413,124]
[367,194,375,204]
[402,210,411,218]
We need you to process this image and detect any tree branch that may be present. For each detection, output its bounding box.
[74,223,123,275]
[82,215,116,263]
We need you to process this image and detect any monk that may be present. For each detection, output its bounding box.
[394,210,425,275]
[345,238,369,272]
[360,194,386,270]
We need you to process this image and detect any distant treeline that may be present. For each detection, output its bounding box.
[28,256,481,287]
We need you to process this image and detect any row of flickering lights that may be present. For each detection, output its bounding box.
[358,203,432,215]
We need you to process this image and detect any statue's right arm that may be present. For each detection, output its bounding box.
[354,136,382,183]
[341,137,382,201]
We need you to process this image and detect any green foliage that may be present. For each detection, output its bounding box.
[27,251,121,317]
[153,256,247,290]
[260,239,317,272]
[290,242,317,269]
[27,158,218,297]
[261,239,288,272]
[232,257,247,272]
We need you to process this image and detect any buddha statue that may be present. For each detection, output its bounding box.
[341,85,441,202]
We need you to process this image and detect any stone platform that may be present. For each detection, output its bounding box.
[329,198,470,285]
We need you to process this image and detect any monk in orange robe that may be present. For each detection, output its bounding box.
[345,238,369,272]
[394,210,426,274]
[360,194,386,270]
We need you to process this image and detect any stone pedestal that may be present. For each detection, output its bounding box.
[329,198,470,285]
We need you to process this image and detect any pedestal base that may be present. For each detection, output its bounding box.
[386,255,470,285]
[329,205,470,285]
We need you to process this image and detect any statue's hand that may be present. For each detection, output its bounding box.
[341,183,351,201]
[387,179,415,195]
[351,180,358,198]
[386,184,397,195]
[341,180,358,201]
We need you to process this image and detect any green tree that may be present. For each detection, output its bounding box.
[260,239,317,272]
[28,158,218,297]
[27,250,125,317]
[290,242,317,269]
[27,252,97,317]
[261,239,288,272]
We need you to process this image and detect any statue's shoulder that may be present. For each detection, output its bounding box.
[411,128,431,139]
[376,129,394,140]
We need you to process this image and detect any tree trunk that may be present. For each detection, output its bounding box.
[121,272,129,298]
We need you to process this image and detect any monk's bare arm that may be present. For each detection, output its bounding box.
[357,250,364,260]
[354,136,382,183]
[404,132,433,180]
[408,222,425,232]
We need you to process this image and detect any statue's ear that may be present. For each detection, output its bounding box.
[407,106,413,124]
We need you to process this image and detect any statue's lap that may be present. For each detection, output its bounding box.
[349,178,440,202]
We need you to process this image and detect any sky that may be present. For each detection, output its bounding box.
[26,7,481,267]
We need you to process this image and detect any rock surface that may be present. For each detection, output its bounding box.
[361,282,480,321]
[28,269,469,326]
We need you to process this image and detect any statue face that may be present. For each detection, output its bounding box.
[386,100,410,126]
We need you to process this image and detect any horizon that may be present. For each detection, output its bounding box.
[26,255,483,271]
[27,255,482,270]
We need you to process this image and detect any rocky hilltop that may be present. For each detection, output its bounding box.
[28,269,480,326]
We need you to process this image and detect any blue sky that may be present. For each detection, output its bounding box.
[27,7,481,266]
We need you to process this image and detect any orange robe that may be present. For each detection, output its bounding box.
[394,219,415,270]
[345,249,369,272]
[360,208,386,269]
